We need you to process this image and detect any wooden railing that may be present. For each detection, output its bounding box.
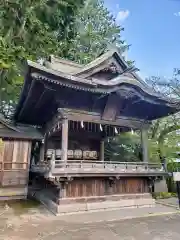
[52,160,164,174]
[31,159,166,177]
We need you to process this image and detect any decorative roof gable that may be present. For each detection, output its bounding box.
[75,49,128,80]
[43,49,138,81]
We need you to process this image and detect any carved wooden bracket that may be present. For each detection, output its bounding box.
[108,177,116,187]
[45,110,63,137]
[103,62,121,74]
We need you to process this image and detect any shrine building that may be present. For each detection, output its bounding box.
[0,49,179,213]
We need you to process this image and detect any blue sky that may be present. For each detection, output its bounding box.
[105,0,180,79]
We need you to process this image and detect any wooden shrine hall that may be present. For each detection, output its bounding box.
[0,49,179,213]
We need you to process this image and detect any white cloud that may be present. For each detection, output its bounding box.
[116,10,130,22]
[174,12,180,17]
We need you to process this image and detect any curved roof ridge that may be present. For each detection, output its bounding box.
[75,49,127,76]
[93,75,180,104]
[49,55,83,68]
[27,59,180,104]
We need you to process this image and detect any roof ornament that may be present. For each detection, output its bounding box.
[37,58,45,65]
[103,62,120,74]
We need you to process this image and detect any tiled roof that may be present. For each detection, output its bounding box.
[0,114,43,140]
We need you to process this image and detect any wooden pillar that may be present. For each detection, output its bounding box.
[58,182,66,199]
[141,128,148,163]
[39,144,45,162]
[61,118,68,162]
[100,140,104,161]
[50,151,55,173]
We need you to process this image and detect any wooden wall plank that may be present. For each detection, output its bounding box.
[3,141,14,163]
[65,178,148,198]
[0,140,32,187]
[12,141,18,163]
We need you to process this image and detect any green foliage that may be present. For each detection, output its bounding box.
[167,161,180,173]
[67,0,128,64]
[148,122,180,163]
[152,192,177,199]
[0,0,83,57]
[147,138,160,163]
[104,126,180,164]
[0,0,84,118]
[0,0,126,118]
[166,161,180,192]
[146,70,180,163]
[104,131,162,163]
[105,132,142,162]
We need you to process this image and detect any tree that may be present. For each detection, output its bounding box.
[0,0,84,58]
[146,70,180,162]
[67,0,128,64]
[0,0,84,118]
[105,132,142,162]
[0,0,127,118]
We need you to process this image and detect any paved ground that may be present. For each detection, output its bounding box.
[157,197,179,208]
[0,202,180,240]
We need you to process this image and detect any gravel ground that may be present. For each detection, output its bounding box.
[0,203,179,239]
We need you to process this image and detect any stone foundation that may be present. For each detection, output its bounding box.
[34,190,155,215]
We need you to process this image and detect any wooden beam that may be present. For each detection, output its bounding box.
[44,111,63,135]
[100,140,104,161]
[102,93,119,121]
[57,108,150,129]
